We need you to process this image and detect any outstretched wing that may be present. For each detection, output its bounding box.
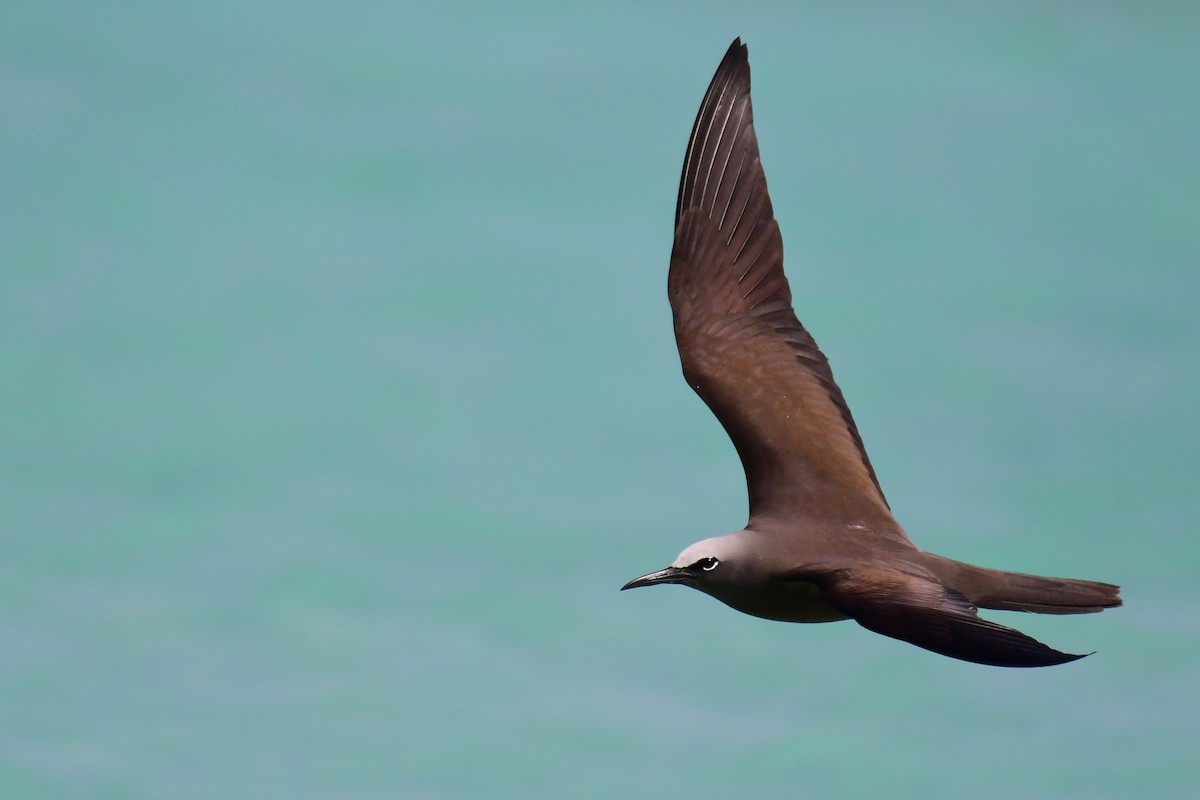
[669,39,894,530]
[813,567,1087,667]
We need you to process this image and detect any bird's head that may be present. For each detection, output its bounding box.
[621,534,749,594]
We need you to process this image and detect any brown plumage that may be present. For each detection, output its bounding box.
[623,39,1121,668]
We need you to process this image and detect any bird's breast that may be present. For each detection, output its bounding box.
[712,579,850,624]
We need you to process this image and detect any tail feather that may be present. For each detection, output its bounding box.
[976,571,1122,614]
[929,557,1122,615]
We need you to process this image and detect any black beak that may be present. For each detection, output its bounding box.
[621,566,692,591]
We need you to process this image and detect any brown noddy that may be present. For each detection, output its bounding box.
[622,39,1121,668]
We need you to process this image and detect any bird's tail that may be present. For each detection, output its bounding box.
[929,556,1122,615]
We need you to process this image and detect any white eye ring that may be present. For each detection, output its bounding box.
[702,558,719,571]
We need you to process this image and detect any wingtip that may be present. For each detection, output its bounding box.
[1043,649,1091,667]
[953,642,1091,668]
[722,37,748,65]
[993,637,1093,668]
[714,37,750,87]
[708,38,747,77]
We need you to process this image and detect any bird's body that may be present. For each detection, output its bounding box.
[622,39,1121,667]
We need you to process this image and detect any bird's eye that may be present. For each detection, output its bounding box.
[698,557,719,572]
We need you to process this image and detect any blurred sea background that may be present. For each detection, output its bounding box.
[3,2,1198,798]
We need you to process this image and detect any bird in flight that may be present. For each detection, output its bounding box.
[622,38,1121,667]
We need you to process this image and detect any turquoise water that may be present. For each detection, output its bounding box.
[3,3,1198,797]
